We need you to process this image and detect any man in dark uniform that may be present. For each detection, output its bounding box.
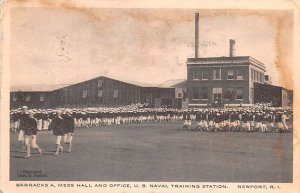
[202,110,209,131]
[182,110,189,130]
[242,111,251,132]
[265,111,274,132]
[41,110,50,131]
[34,110,43,131]
[261,111,268,132]
[274,111,283,132]
[10,111,19,132]
[254,111,263,132]
[195,110,202,131]
[249,111,256,131]
[18,106,29,152]
[63,111,75,153]
[49,111,65,156]
[214,112,221,132]
[182,110,191,130]
[24,111,42,158]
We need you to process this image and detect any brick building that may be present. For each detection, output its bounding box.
[186,13,289,107]
[187,54,266,107]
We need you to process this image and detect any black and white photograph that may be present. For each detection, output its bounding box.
[0,0,299,193]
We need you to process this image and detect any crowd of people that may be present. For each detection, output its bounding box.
[11,106,74,158]
[10,103,293,158]
[182,105,292,133]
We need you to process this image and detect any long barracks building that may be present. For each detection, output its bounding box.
[10,77,186,109]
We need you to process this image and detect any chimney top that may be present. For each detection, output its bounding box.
[229,39,236,57]
[195,13,199,58]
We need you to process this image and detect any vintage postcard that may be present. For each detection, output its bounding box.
[0,0,299,193]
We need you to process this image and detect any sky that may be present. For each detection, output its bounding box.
[10,8,293,89]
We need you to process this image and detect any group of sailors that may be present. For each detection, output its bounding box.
[13,106,74,158]
[10,104,292,158]
[10,103,183,132]
[182,107,292,133]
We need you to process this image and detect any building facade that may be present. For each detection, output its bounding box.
[50,76,142,107]
[141,79,187,108]
[10,85,68,109]
[185,13,291,107]
[186,56,266,107]
[10,77,187,109]
[10,91,52,109]
[254,82,293,107]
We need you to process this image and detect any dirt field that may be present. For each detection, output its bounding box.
[10,122,292,182]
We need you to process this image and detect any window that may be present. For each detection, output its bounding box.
[12,93,17,101]
[236,88,243,100]
[251,69,254,80]
[237,69,244,80]
[213,69,221,80]
[98,90,103,97]
[201,87,208,100]
[175,88,183,99]
[193,87,199,100]
[212,87,222,94]
[260,73,264,83]
[82,90,88,98]
[25,93,31,101]
[113,90,119,98]
[259,72,262,82]
[212,88,222,104]
[250,88,254,101]
[227,69,234,80]
[224,88,235,100]
[192,70,201,80]
[202,68,208,80]
[97,80,103,87]
[39,93,45,101]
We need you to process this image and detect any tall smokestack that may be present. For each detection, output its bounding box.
[229,39,235,57]
[195,13,199,58]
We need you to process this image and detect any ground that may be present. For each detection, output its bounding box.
[10,121,292,182]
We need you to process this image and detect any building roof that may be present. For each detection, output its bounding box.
[10,84,71,92]
[113,78,158,88]
[10,77,184,93]
[158,79,187,88]
[186,56,266,70]
[253,82,293,91]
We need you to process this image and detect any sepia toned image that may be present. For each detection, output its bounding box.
[1,0,299,192]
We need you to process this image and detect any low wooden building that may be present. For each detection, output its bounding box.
[51,76,143,107]
[10,84,68,109]
[253,82,293,107]
[10,77,187,109]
